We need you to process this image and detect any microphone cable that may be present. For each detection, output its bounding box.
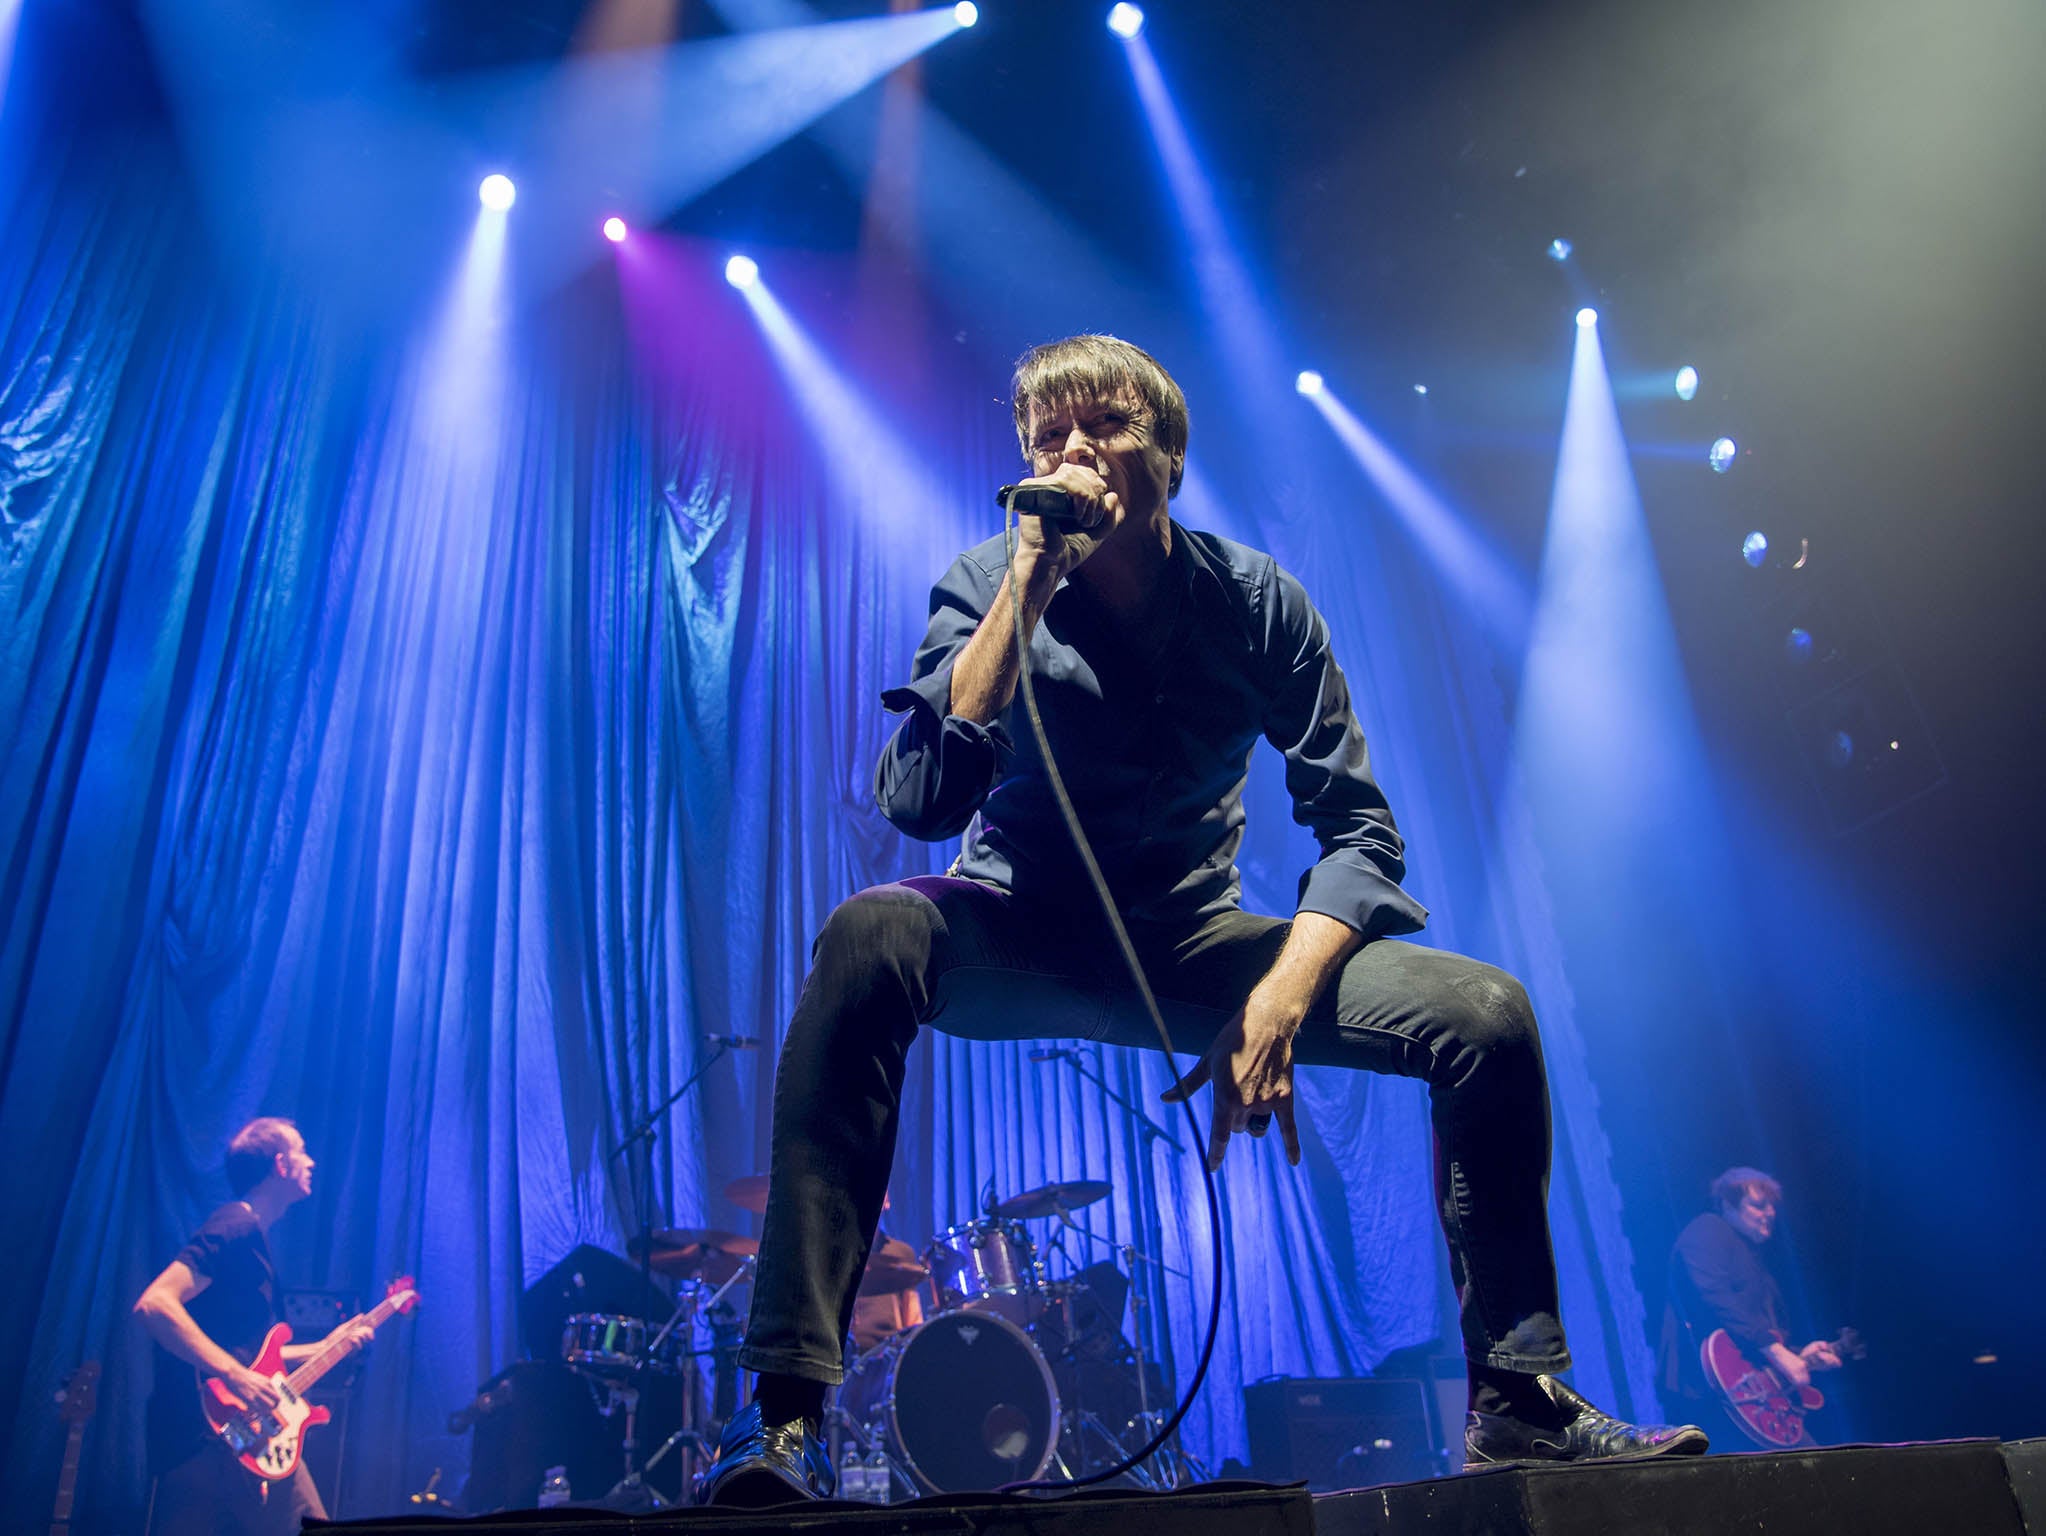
[992,486,1225,1494]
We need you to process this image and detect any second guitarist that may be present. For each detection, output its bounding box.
[134,1118,372,1535]
[1657,1166,1845,1450]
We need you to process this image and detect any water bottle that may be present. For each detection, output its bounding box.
[838,1442,867,1501]
[537,1465,571,1508]
[863,1443,891,1504]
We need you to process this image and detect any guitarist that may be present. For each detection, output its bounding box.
[1657,1166,1843,1450]
[133,1118,372,1534]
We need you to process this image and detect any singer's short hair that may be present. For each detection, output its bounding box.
[226,1117,300,1195]
[1011,335,1188,496]
[1710,1166,1783,1212]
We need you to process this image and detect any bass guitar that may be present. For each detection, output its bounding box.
[200,1275,419,1481]
[1700,1326,1863,1448]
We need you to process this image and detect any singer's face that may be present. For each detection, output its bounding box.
[1025,391,1179,525]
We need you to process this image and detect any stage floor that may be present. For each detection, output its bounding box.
[312,1439,2044,1535]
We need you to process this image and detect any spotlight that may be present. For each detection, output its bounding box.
[1413,383,1428,396]
[1709,436,1738,473]
[1674,365,1699,402]
[603,216,628,243]
[724,253,759,289]
[1741,531,1768,568]
[953,1,978,24]
[1547,238,1572,262]
[478,174,517,211]
[1107,3,1145,38]
[1294,370,1324,397]
[1576,307,1598,328]
[1785,627,1814,664]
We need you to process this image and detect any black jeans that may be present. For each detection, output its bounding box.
[736,876,1570,1386]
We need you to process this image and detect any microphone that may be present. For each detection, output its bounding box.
[995,484,1093,529]
[1028,1046,1080,1063]
[707,1034,760,1050]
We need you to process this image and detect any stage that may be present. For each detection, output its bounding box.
[314,1440,2046,1535]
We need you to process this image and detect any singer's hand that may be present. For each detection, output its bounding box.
[1009,461,1121,581]
[1161,998,1303,1170]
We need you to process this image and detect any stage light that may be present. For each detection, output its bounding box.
[1547,238,1572,262]
[1413,383,1429,396]
[1576,307,1598,328]
[1107,3,1145,38]
[478,174,516,211]
[1294,370,1324,397]
[603,217,628,243]
[1709,436,1738,473]
[954,1,978,24]
[1674,366,1699,402]
[1742,531,1768,567]
[725,254,760,289]
[1785,627,1814,664]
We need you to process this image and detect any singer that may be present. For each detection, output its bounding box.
[697,334,1706,1505]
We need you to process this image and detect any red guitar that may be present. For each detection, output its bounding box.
[200,1276,419,1480]
[1700,1326,1863,1448]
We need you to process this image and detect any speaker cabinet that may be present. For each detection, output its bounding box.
[1244,1376,1442,1490]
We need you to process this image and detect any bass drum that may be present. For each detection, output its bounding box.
[840,1310,1061,1494]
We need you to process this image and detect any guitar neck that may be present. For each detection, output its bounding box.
[284,1291,408,1396]
[48,1420,85,1535]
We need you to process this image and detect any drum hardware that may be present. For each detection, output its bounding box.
[610,1035,750,1496]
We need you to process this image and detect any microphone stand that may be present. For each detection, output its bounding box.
[1047,1048,1181,1150]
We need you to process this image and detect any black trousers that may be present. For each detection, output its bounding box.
[149,1441,325,1536]
[736,876,1571,1386]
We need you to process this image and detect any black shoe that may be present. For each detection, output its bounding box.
[1464,1375,1710,1469]
[693,1402,836,1507]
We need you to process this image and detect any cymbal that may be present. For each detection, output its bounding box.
[992,1179,1112,1221]
[723,1174,771,1215]
[857,1236,929,1298]
[628,1228,760,1283]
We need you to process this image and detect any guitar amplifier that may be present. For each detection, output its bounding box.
[280,1289,366,1392]
[1244,1376,1441,1490]
[278,1289,362,1514]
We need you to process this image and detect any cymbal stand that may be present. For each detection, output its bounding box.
[596,1377,669,1509]
[607,1041,733,1509]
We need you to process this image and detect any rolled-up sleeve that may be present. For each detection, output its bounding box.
[1261,565,1429,939]
[873,554,1014,840]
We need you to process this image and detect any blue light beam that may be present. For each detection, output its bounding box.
[1301,383,1531,655]
[733,276,950,549]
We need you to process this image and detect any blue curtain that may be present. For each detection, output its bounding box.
[1,62,1656,1532]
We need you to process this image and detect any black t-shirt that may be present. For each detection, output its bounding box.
[145,1203,279,1473]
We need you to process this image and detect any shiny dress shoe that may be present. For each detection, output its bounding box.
[1464,1375,1710,1469]
[693,1401,836,1507]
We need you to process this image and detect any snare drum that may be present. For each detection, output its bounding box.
[561,1312,647,1376]
[837,1310,1060,1494]
[924,1218,1040,1323]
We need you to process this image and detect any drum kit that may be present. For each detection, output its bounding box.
[468,1162,1196,1509]
[828,1176,1206,1499]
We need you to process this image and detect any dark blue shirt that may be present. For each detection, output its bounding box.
[875,521,1428,938]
